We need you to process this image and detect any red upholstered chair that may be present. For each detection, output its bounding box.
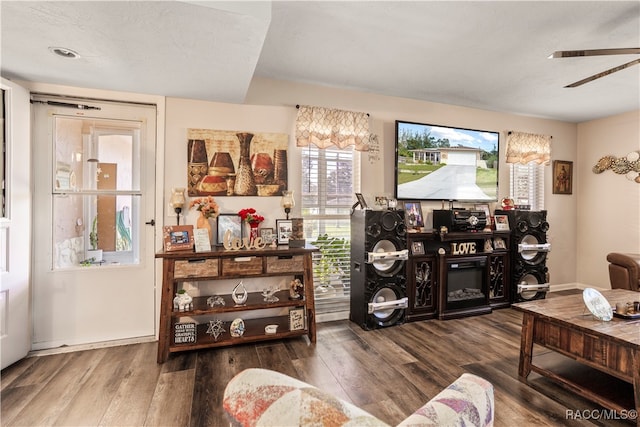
[607,253,640,291]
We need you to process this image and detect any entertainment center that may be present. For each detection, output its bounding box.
[406,229,512,321]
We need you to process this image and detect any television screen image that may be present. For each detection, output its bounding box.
[395,121,499,202]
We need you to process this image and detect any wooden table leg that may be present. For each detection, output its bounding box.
[633,348,640,426]
[518,312,535,381]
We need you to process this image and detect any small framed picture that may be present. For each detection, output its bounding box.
[355,192,368,209]
[276,219,293,245]
[403,201,424,228]
[289,307,305,331]
[494,215,510,231]
[260,227,274,244]
[217,214,243,245]
[163,225,194,252]
[553,160,573,195]
[411,241,425,255]
[493,237,507,250]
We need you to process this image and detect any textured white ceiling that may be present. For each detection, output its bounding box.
[1,1,639,122]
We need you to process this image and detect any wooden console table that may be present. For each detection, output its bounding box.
[155,245,317,363]
[513,289,640,425]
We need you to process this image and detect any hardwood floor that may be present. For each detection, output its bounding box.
[2,294,632,426]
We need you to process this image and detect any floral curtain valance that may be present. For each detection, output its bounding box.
[505,131,551,165]
[295,105,370,151]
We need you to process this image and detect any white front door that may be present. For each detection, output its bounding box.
[1,79,32,369]
[31,96,157,350]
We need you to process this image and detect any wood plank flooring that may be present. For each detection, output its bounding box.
[2,291,633,426]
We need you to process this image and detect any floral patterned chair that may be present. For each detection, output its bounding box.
[223,368,494,426]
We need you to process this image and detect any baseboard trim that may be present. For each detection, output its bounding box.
[28,335,156,357]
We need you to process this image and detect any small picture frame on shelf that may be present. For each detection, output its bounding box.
[276,219,293,245]
[494,214,510,231]
[163,225,194,252]
[259,227,274,244]
[403,201,424,228]
[411,241,425,255]
[474,203,491,224]
[289,218,305,248]
[355,192,368,209]
[217,214,243,245]
[493,237,507,250]
[289,307,305,331]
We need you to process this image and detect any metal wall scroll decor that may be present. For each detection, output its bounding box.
[592,151,640,183]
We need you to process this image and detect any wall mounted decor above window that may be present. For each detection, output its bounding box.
[592,151,640,183]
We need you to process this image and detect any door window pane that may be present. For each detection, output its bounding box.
[52,116,142,269]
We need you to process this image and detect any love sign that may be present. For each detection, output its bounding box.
[223,229,267,250]
[451,242,476,255]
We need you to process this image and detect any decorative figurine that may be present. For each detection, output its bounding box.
[173,289,193,312]
[230,318,245,337]
[206,319,225,341]
[206,295,225,307]
[262,286,279,303]
[232,281,248,305]
[289,279,303,300]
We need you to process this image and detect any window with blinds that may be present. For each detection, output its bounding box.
[301,145,359,318]
[509,162,545,211]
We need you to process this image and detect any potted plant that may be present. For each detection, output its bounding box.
[311,234,349,296]
[86,216,103,262]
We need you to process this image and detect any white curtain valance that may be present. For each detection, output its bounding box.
[295,105,370,151]
[505,131,551,165]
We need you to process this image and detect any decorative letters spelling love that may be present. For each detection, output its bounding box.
[223,229,267,250]
[451,241,476,255]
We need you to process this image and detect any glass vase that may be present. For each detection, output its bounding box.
[249,223,259,241]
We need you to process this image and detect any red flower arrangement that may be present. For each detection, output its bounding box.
[189,196,219,219]
[238,208,264,226]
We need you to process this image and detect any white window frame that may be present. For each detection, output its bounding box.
[301,145,360,319]
[509,162,545,211]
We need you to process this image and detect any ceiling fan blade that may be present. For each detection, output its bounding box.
[564,58,640,88]
[550,48,640,58]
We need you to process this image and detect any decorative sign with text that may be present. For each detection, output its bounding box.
[451,241,477,255]
[289,308,305,331]
[174,322,197,345]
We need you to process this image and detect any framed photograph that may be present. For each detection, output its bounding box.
[553,160,573,194]
[494,215,510,231]
[411,241,425,255]
[163,225,194,252]
[260,227,274,244]
[289,307,305,331]
[276,219,293,245]
[403,201,424,228]
[355,192,368,209]
[493,237,506,250]
[216,214,243,245]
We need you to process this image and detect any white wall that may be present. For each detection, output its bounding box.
[167,77,580,286]
[576,110,640,288]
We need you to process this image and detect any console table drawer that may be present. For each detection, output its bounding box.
[266,255,304,273]
[174,259,219,278]
[222,256,263,276]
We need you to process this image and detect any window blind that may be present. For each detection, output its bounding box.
[509,162,545,211]
[301,145,360,318]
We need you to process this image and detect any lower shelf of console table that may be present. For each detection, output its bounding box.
[170,315,310,353]
[156,245,317,363]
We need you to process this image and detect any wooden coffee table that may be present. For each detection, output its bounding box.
[513,289,640,425]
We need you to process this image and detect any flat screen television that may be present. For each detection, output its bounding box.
[394,120,499,202]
